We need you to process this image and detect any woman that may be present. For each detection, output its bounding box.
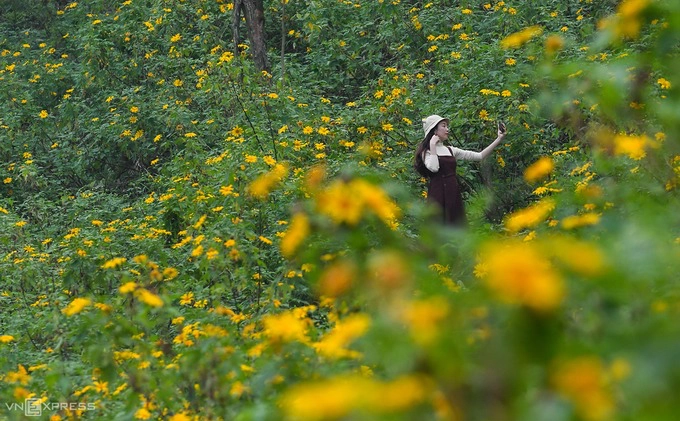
[414,114,507,226]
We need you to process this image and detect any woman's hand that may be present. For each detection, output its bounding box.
[429,135,440,148]
[497,122,507,139]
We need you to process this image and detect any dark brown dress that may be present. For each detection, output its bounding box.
[427,147,466,226]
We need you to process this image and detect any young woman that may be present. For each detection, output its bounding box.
[414,114,507,226]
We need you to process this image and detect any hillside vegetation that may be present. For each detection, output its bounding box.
[1,0,680,420]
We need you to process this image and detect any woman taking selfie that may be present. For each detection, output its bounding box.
[414,114,507,226]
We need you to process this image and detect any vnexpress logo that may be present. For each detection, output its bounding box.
[24,398,42,417]
[4,399,96,416]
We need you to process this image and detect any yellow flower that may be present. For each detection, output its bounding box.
[62,297,92,316]
[168,413,191,421]
[170,33,181,42]
[5,365,31,385]
[119,282,138,294]
[524,156,555,183]
[543,236,606,276]
[560,213,601,230]
[318,260,356,298]
[101,257,126,269]
[39,110,49,118]
[262,311,310,343]
[657,78,671,89]
[500,25,543,49]
[313,314,370,359]
[352,179,401,225]
[599,0,650,39]
[136,289,163,308]
[545,35,565,54]
[613,134,648,160]
[478,240,564,312]
[180,292,194,306]
[163,267,179,280]
[190,245,203,258]
[280,213,310,259]
[316,180,363,225]
[0,335,15,343]
[315,178,399,227]
[134,407,152,420]
[248,164,288,200]
[192,214,207,230]
[368,250,412,291]
[401,297,449,345]
[280,374,429,419]
[552,356,614,421]
[504,199,556,232]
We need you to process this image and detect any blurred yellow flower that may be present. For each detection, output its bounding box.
[313,314,370,359]
[119,282,138,294]
[500,25,543,49]
[552,356,614,421]
[560,213,601,230]
[613,133,648,160]
[102,257,126,269]
[401,297,449,345]
[318,260,356,298]
[262,311,310,343]
[0,335,15,343]
[162,267,179,280]
[280,374,429,419]
[544,236,606,276]
[599,0,649,39]
[62,297,91,316]
[478,240,564,312]
[545,35,565,54]
[134,408,151,420]
[524,156,555,183]
[136,289,163,308]
[280,212,310,259]
[504,199,556,232]
[316,178,400,227]
[248,164,288,200]
[5,365,31,385]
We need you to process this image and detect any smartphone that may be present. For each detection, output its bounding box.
[498,121,506,134]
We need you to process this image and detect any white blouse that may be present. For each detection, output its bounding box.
[423,142,483,173]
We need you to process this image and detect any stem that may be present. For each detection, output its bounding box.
[280,0,286,88]
[227,76,265,153]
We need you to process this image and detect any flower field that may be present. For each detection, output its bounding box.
[1,0,679,420]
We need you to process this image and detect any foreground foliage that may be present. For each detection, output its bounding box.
[1,0,679,420]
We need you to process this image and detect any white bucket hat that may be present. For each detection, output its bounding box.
[422,114,449,136]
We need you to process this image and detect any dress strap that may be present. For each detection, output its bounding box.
[446,146,454,156]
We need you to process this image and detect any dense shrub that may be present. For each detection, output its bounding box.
[1,0,680,420]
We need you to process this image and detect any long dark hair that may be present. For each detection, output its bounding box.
[414,128,436,177]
